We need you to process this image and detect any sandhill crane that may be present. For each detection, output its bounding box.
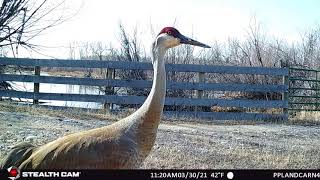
[1,27,210,169]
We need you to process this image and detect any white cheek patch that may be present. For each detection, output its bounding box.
[156,34,181,48]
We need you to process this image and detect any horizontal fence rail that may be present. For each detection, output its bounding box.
[0,57,289,75]
[0,74,288,92]
[165,111,288,121]
[0,57,289,120]
[0,90,288,108]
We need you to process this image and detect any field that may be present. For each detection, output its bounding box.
[0,102,319,169]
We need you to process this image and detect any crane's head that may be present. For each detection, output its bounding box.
[156,27,210,49]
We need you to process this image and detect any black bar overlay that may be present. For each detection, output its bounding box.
[1,169,319,180]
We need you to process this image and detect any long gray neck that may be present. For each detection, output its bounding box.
[136,46,166,125]
[131,45,167,159]
[145,47,167,114]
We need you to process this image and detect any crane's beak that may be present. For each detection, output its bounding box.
[178,33,211,48]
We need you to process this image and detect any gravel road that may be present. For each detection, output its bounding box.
[1,110,320,169]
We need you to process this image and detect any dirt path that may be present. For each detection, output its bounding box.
[1,110,319,169]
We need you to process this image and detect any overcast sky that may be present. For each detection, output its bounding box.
[20,0,320,59]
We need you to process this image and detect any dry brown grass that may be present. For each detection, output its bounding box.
[291,111,320,122]
[44,68,104,79]
[1,101,319,126]
[0,101,125,122]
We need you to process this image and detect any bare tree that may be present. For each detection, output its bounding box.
[0,0,70,90]
[116,23,148,98]
[66,20,320,112]
[0,0,70,55]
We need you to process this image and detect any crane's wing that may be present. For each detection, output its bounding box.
[1,142,37,169]
[18,126,140,169]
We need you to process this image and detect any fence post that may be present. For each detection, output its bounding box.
[103,68,114,111]
[282,68,289,116]
[33,66,40,104]
[195,72,205,111]
[316,71,319,111]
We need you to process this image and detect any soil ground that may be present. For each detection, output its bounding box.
[0,102,319,169]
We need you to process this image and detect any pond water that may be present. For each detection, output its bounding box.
[8,72,104,109]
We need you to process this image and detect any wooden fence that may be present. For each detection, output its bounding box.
[0,57,289,120]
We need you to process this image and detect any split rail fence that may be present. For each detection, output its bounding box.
[0,57,289,120]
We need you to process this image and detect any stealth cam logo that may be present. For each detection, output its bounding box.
[7,167,20,180]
